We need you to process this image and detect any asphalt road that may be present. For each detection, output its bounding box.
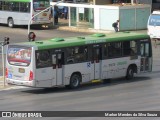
[0,71,160,120]
[0,25,160,120]
[0,24,90,43]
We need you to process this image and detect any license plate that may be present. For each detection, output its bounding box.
[19,68,25,73]
[43,13,47,16]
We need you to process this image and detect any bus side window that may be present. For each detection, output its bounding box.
[66,46,88,64]
[145,43,150,57]
[12,2,19,12]
[52,54,56,64]
[75,46,88,62]
[123,41,129,56]
[103,44,108,57]
[114,42,122,56]
[20,3,30,12]
[36,50,52,68]
[52,54,57,69]
[108,42,121,58]
[123,41,137,56]
[66,48,75,64]
[108,43,113,57]
[140,43,150,57]
[57,53,63,68]
[0,2,2,10]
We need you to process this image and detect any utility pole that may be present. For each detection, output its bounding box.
[1,37,9,87]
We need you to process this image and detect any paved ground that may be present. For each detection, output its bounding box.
[0,76,28,90]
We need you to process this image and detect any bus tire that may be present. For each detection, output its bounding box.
[8,18,14,28]
[68,74,81,89]
[126,66,134,80]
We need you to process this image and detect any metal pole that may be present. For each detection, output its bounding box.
[1,45,5,86]
[69,7,71,27]
[28,1,63,35]
[131,0,134,4]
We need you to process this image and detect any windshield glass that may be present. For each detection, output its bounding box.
[7,45,32,66]
[33,0,50,12]
[148,14,160,26]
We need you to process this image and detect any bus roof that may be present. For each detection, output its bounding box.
[152,10,160,14]
[16,32,149,50]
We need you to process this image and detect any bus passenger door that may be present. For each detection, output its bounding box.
[52,52,64,86]
[140,41,152,72]
[92,45,102,79]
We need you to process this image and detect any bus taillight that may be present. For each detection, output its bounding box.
[5,68,8,78]
[29,71,33,81]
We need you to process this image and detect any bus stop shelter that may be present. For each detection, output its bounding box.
[50,2,151,31]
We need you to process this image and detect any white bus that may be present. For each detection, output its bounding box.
[0,0,52,28]
[147,10,160,40]
[6,32,152,88]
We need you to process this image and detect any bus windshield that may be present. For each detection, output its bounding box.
[7,45,32,66]
[148,14,160,26]
[33,0,50,11]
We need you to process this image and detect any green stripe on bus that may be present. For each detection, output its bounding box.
[18,32,150,50]
[5,0,30,2]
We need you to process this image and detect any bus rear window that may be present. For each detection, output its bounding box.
[7,45,32,66]
[148,14,160,26]
[33,0,50,11]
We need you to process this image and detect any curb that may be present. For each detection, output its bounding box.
[0,76,4,80]
[57,26,113,33]
[0,76,27,91]
[0,76,12,90]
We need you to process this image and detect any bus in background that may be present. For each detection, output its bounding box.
[147,10,160,40]
[0,0,52,28]
[6,32,152,89]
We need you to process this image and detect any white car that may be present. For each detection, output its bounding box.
[147,10,160,40]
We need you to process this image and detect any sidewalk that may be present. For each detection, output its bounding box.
[0,77,26,91]
[0,76,10,90]
[55,18,148,34]
[53,18,113,33]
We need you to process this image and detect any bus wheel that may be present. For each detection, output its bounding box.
[69,74,81,89]
[8,18,14,28]
[126,66,134,80]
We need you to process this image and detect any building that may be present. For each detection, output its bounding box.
[57,0,159,10]
[51,1,151,31]
[50,0,160,31]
